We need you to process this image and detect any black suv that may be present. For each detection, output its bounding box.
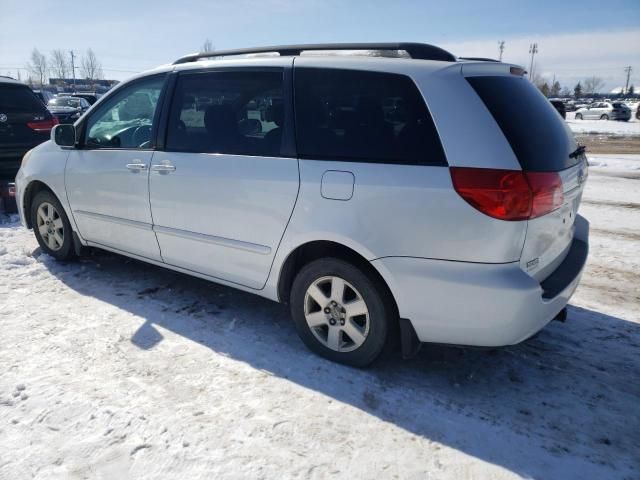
[0,77,57,211]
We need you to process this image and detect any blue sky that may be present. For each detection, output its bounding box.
[1,0,639,90]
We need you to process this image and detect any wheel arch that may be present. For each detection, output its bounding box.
[23,180,56,229]
[277,240,399,314]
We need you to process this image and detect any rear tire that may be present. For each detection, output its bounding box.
[31,190,75,261]
[575,113,583,120]
[290,258,391,367]
[601,114,609,120]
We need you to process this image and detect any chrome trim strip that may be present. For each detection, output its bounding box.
[153,225,272,255]
[74,210,153,231]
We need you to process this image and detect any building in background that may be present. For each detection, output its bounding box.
[46,77,118,94]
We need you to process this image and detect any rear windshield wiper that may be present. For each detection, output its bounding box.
[569,145,586,159]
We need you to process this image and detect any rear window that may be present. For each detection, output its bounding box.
[467,76,578,171]
[0,85,46,112]
[294,68,447,166]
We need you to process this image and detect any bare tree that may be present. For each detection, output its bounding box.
[81,48,103,82]
[583,76,605,95]
[201,39,214,52]
[26,48,48,86]
[50,49,69,80]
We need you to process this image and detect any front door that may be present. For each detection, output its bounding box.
[149,67,299,289]
[65,75,166,261]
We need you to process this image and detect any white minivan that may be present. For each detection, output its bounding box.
[16,43,589,366]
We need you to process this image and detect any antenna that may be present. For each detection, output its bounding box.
[498,41,505,62]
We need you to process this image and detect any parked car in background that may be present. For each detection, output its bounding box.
[564,101,577,112]
[69,92,99,105]
[15,43,589,367]
[575,102,631,121]
[47,96,91,124]
[0,76,57,211]
[33,90,55,106]
[549,99,566,119]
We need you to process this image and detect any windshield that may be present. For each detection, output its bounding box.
[49,97,82,108]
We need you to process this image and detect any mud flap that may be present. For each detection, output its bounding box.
[72,231,86,256]
[553,307,568,323]
[399,318,422,359]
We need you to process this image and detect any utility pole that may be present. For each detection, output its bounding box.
[69,50,77,92]
[528,43,538,81]
[624,66,632,94]
[498,40,505,61]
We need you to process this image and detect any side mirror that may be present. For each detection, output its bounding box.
[52,124,76,147]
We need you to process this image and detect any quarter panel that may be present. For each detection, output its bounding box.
[277,160,527,263]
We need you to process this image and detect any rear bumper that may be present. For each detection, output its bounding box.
[372,215,589,347]
[611,112,631,120]
[0,179,17,213]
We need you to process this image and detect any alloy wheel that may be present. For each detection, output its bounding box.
[36,202,64,251]
[304,275,370,352]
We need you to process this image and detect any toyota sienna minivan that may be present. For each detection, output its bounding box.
[15,43,589,367]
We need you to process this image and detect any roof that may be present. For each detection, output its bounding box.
[0,75,25,86]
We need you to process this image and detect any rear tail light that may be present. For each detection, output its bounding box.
[450,167,563,221]
[525,171,564,218]
[26,116,58,132]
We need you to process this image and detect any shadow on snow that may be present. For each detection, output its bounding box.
[38,246,640,478]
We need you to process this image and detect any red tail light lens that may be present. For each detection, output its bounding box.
[525,172,564,218]
[450,167,563,221]
[26,117,58,132]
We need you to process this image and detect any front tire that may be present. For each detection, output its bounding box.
[575,113,583,120]
[31,190,75,261]
[601,114,609,120]
[290,258,391,367]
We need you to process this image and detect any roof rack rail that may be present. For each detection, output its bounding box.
[172,42,457,65]
[459,57,501,62]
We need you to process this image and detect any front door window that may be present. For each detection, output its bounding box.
[85,76,165,149]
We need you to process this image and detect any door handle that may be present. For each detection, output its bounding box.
[126,162,148,172]
[151,162,176,173]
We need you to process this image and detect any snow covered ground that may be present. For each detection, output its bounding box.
[566,112,640,136]
[1,155,639,479]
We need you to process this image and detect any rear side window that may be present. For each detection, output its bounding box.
[166,70,285,157]
[294,68,447,166]
[467,76,578,171]
[0,85,46,112]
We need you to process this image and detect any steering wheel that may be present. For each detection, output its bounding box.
[132,125,152,147]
